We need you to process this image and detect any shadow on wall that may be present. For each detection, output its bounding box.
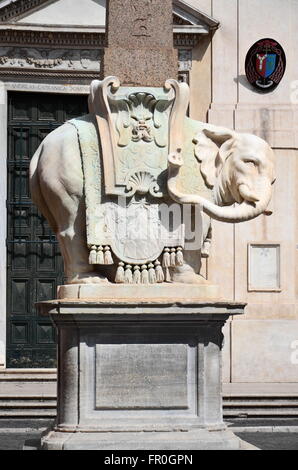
[234,75,273,94]
[192,32,214,123]
[234,75,271,142]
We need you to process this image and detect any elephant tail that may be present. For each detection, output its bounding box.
[29,144,58,234]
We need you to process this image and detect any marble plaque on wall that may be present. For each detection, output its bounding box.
[248,244,281,291]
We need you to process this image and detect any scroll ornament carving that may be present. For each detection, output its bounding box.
[90,79,174,198]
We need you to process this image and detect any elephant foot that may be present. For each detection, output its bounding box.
[171,271,209,285]
[68,272,110,285]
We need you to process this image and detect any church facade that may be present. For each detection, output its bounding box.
[0,0,297,415]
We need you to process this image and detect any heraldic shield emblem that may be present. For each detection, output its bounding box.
[245,38,286,91]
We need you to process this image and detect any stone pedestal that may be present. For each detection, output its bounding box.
[38,296,245,450]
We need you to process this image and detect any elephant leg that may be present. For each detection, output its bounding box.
[171,213,212,284]
[57,203,109,285]
[201,218,212,258]
[57,229,109,285]
[171,250,209,284]
[44,190,109,285]
[34,123,109,284]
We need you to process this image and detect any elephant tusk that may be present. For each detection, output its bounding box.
[263,209,273,216]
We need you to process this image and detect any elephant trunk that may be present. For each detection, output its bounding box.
[167,153,273,223]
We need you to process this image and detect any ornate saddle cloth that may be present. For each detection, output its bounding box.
[69,114,185,284]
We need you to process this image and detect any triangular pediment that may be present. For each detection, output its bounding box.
[0,0,219,33]
[0,0,106,26]
[173,0,219,30]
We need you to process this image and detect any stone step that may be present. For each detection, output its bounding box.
[0,396,56,417]
[0,409,56,417]
[224,399,298,407]
[0,372,297,418]
[224,408,298,417]
[223,397,298,417]
[0,398,298,418]
[0,399,56,408]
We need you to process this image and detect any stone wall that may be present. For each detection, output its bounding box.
[189,0,298,385]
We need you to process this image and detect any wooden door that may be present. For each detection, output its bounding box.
[6,91,88,368]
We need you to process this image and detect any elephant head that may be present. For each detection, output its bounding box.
[168,127,276,223]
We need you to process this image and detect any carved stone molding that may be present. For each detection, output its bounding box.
[0,70,100,79]
[0,46,101,71]
[0,30,106,48]
[0,30,197,49]
[174,33,200,47]
[4,82,90,94]
[0,46,190,79]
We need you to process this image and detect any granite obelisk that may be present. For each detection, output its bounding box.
[101,0,178,86]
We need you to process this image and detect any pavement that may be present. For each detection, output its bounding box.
[0,418,297,450]
[228,418,298,450]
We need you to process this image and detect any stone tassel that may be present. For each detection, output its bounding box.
[170,248,177,267]
[162,248,171,268]
[148,263,157,284]
[115,262,125,283]
[124,265,133,284]
[176,247,184,266]
[155,261,164,283]
[133,266,141,284]
[141,265,149,284]
[165,268,172,283]
[104,246,113,265]
[96,246,104,265]
[89,245,97,265]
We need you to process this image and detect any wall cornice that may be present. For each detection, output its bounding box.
[0,29,199,48]
[0,29,105,48]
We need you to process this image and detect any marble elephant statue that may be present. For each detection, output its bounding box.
[29,110,275,285]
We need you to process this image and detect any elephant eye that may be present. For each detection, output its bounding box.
[244,158,257,166]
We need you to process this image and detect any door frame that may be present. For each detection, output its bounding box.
[0,80,90,370]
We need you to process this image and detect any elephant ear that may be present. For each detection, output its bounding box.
[193,128,236,188]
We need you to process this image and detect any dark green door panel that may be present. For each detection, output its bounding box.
[7,92,88,368]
